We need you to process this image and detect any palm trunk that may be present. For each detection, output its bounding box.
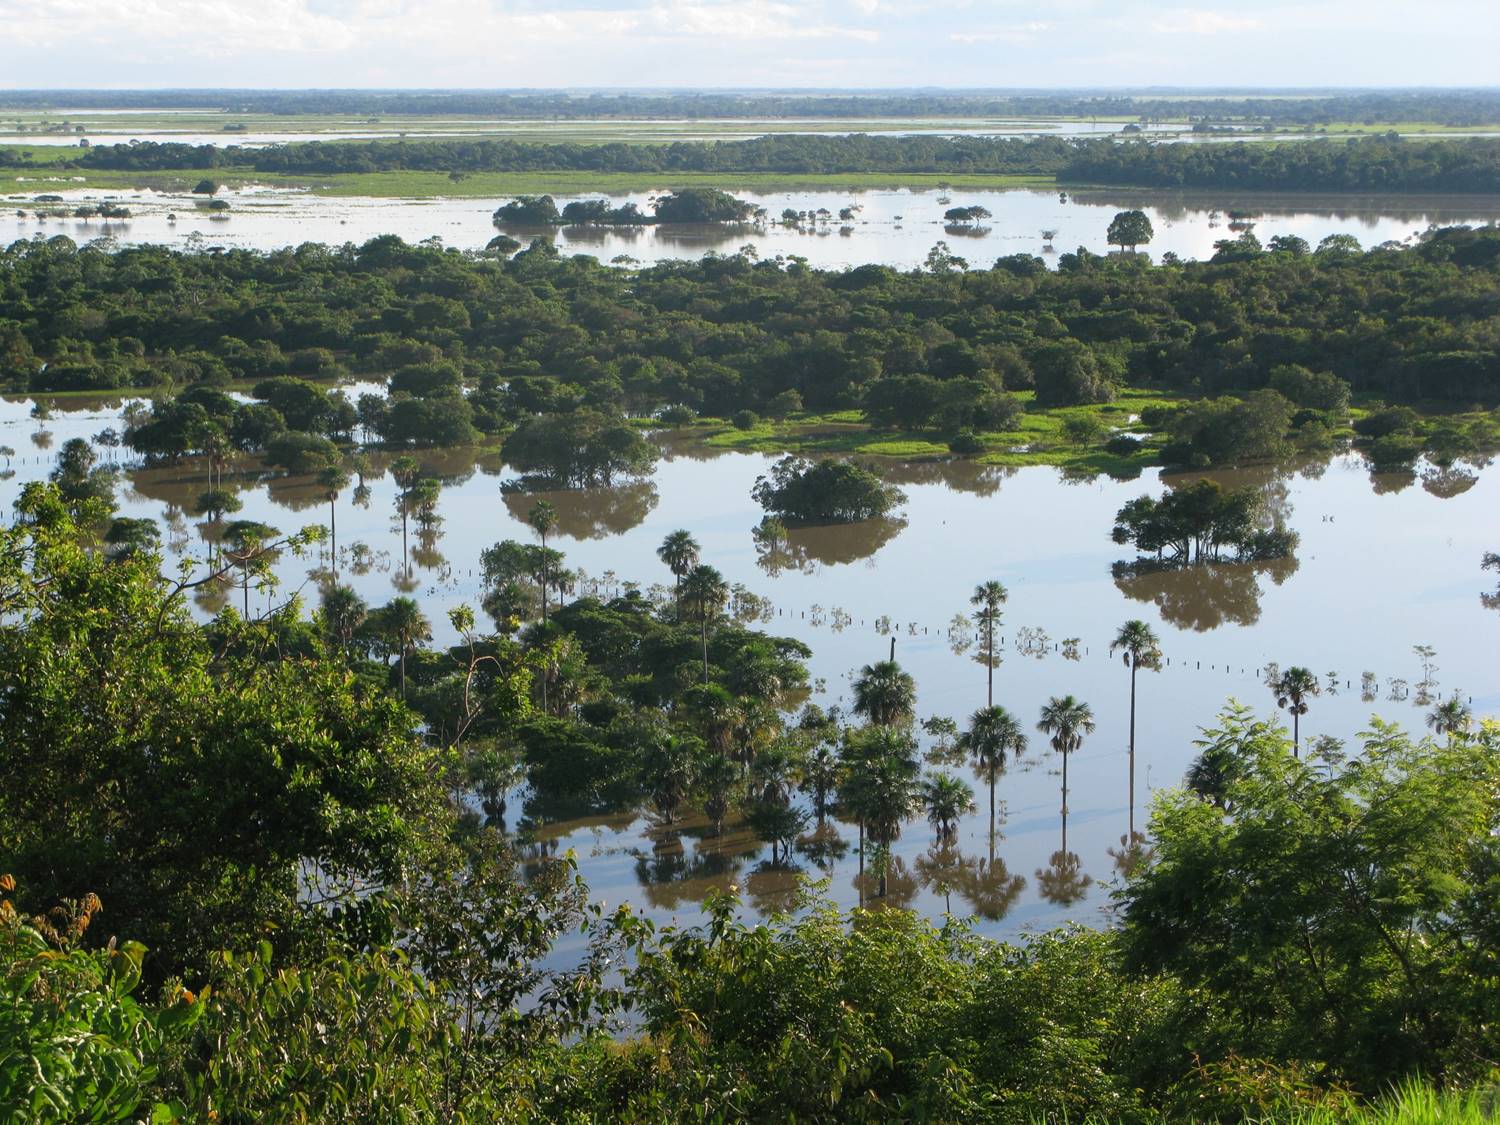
[1293,711,1300,758]
[399,642,407,697]
[1128,662,1137,842]
[701,620,709,684]
[1061,749,1070,855]
[329,497,337,578]
[988,771,996,845]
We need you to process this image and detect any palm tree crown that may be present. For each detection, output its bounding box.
[852,659,917,728]
[1111,619,1162,670]
[1037,695,1096,757]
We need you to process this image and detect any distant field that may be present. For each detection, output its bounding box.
[2,165,1057,198]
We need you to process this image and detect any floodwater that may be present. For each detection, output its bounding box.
[7,184,1500,270]
[5,392,1496,940]
[0,116,1253,147]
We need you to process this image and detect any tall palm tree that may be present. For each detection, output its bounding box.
[851,659,916,728]
[384,596,431,698]
[958,705,1027,847]
[841,741,921,897]
[1427,694,1473,745]
[657,530,700,620]
[1273,667,1320,756]
[1111,619,1162,842]
[921,773,976,842]
[527,499,558,547]
[970,580,1007,707]
[390,455,421,577]
[799,744,842,820]
[1037,695,1096,855]
[680,563,728,684]
[317,464,351,578]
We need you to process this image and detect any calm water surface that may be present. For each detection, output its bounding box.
[8,185,1500,269]
[5,393,1496,940]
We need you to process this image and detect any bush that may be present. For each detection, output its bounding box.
[1103,433,1142,455]
[731,409,759,431]
[949,429,984,455]
[751,456,906,524]
[658,404,697,426]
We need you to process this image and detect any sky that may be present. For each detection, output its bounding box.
[1,0,1497,90]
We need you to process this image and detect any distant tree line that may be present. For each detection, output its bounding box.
[21,133,1498,193]
[5,87,1500,124]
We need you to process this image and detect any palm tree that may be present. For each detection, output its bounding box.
[657,529,700,620]
[222,519,278,618]
[1427,694,1473,744]
[1037,695,1096,855]
[319,583,367,653]
[1273,667,1320,756]
[958,705,1026,846]
[1111,619,1162,842]
[851,659,916,728]
[389,455,421,576]
[799,743,842,820]
[922,773,976,842]
[527,499,558,547]
[841,740,921,897]
[970,580,1007,706]
[383,597,431,698]
[680,564,729,684]
[318,464,351,578]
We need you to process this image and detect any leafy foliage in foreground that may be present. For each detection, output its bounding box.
[3,487,1499,1122]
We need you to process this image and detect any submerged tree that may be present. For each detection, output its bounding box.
[1037,695,1095,855]
[959,705,1027,847]
[1111,619,1162,842]
[1273,666,1320,755]
[970,579,1007,707]
[851,659,916,729]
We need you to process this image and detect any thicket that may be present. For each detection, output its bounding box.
[4,227,1500,427]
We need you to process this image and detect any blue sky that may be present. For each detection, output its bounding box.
[1,0,1496,89]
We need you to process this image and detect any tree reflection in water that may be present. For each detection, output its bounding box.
[746,863,803,917]
[914,843,1027,922]
[1035,849,1092,907]
[502,479,660,540]
[1113,554,1299,631]
[795,820,849,873]
[755,516,906,577]
[852,855,919,910]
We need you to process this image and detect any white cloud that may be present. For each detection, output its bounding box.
[1150,9,1263,35]
[647,0,879,41]
[950,20,1048,44]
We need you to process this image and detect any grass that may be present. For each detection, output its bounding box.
[1040,1080,1500,1123]
[693,387,1174,475]
[1,161,1057,198]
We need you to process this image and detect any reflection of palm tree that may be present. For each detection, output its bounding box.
[317,464,351,578]
[956,855,1027,922]
[958,705,1026,848]
[970,580,1007,706]
[1035,849,1091,907]
[1110,619,1161,842]
[657,529,700,618]
[852,855,919,910]
[913,841,973,915]
[852,660,916,728]
[1037,696,1095,855]
[1273,666,1320,756]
